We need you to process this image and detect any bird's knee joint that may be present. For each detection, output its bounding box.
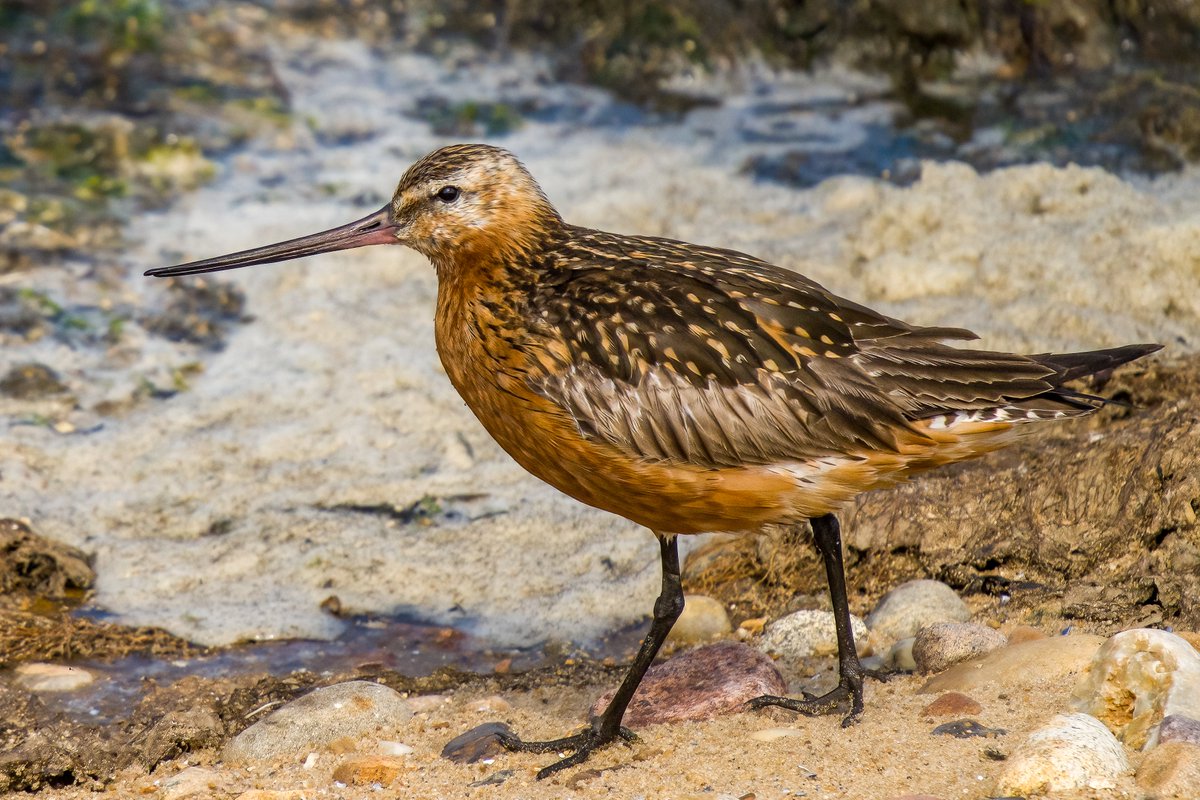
[654,591,684,622]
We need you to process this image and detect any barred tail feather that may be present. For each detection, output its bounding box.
[916,343,1161,432]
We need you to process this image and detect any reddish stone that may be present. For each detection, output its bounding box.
[920,691,982,717]
[590,641,785,727]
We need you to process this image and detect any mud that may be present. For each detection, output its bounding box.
[0,520,199,667]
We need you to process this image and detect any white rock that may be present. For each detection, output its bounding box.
[14,663,95,692]
[995,713,1130,795]
[750,727,806,742]
[921,634,1105,694]
[161,766,220,800]
[377,740,414,756]
[1071,628,1200,749]
[223,681,413,764]
[758,609,869,660]
[865,580,970,647]
[884,637,917,671]
[912,622,1007,674]
[666,594,732,646]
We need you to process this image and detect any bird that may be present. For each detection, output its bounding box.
[146,143,1160,779]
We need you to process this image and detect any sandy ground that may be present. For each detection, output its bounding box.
[24,662,1154,800]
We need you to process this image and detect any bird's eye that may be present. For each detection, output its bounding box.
[436,185,460,203]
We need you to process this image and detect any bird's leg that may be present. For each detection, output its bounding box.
[497,534,684,779]
[749,513,866,727]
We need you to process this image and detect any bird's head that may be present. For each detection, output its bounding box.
[145,144,561,280]
[391,144,560,264]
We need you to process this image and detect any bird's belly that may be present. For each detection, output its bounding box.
[438,354,873,533]
[468,397,802,533]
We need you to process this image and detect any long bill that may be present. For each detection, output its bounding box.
[144,205,399,278]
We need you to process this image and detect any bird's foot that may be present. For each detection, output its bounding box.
[863,665,898,683]
[748,673,865,728]
[496,724,637,780]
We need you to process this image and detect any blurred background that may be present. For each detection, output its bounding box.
[3,0,1199,264]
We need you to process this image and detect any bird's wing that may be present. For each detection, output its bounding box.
[522,230,1065,469]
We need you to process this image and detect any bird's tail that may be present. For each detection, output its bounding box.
[912,342,1161,431]
[1024,343,1162,413]
[1032,343,1163,386]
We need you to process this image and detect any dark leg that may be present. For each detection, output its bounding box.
[748,513,865,726]
[498,534,684,779]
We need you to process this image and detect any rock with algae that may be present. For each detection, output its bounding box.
[1071,628,1200,749]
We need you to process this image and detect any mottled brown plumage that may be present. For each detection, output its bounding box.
[147,143,1160,778]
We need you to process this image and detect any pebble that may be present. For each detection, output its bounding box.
[931,719,1006,739]
[920,692,982,717]
[920,634,1105,694]
[234,792,307,800]
[865,579,970,648]
[408,694,448,714]
[666,594,732,646]
[471,694,512,713]
[441,722,512,764]
[757,609,869,660]
[13,663,95,692]
[222,681,413,764]
[161,766,220,800]
[377,740,414,756]
[737,616,767,637]
[332,755,411,786]
[1136,741,1200,798]
[469,769,515,788]
[749,727,806,742]
[1158,715,1200,746]
[885,637,916,671]
[994,713,1129,795]
[1071,628,1200,748]
[679,534,739,582]
[912,622,1007,674]
[591,641,786,727]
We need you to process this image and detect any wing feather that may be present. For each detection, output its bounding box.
[521,228,1093,469]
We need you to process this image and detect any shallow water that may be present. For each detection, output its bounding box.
[40,613,534,724]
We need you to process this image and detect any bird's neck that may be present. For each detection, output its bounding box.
[432,242,555,423]
[429,194,563,273]
[431,217,566,297]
